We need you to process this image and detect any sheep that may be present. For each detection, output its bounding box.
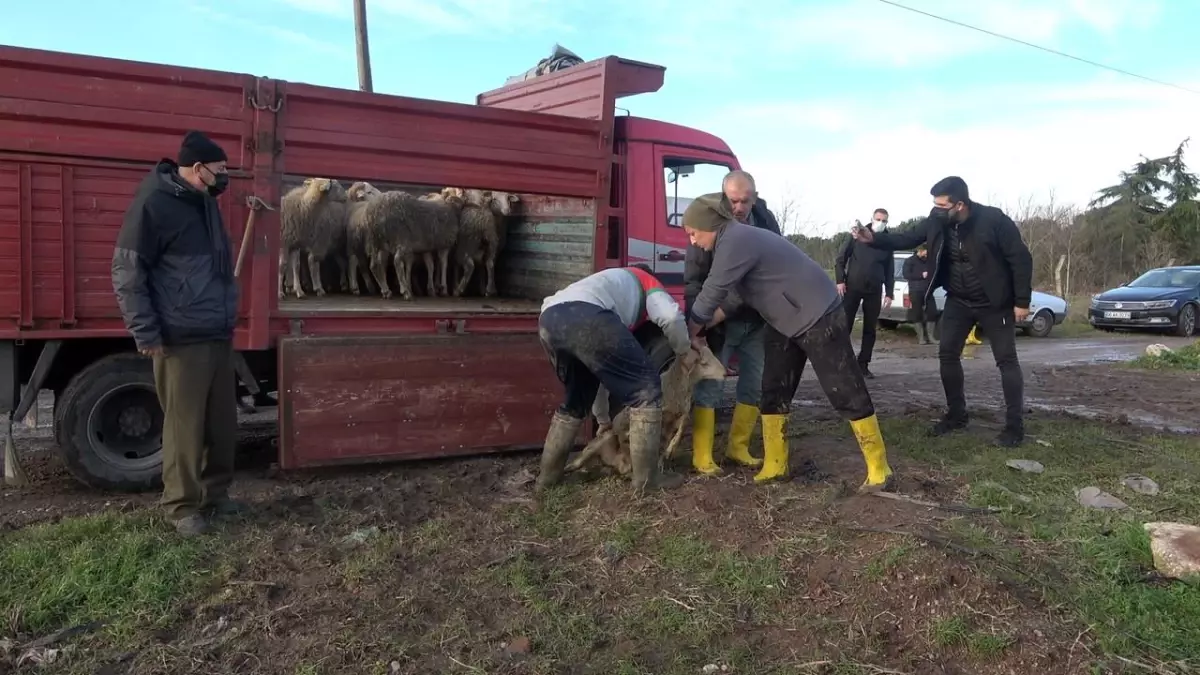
[565,345,727,476]
[279,177,349,299]
[344,181,383,296]
[441,188,521,297]
[360,190,460,300]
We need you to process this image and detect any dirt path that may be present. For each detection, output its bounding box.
[799,335,1200,433]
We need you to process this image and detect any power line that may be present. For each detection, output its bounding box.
[875,0,1200,97]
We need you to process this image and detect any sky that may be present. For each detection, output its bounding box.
[3,0,1198,236]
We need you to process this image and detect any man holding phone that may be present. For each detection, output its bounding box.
[851,176,1033,447]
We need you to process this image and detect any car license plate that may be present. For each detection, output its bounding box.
[1104,311,1132,319]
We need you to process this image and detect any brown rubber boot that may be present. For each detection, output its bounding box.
[535,412,583,493]
[629,406,683,495]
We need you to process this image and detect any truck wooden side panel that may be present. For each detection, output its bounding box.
[277,334,566,469]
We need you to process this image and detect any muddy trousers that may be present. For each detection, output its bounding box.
[843,287,882,367]
[538,301,662,418]
[760,307,875,420]
[938,297,1023,430]
[152,340,238,520]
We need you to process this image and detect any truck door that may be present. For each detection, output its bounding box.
[653,148,737,289]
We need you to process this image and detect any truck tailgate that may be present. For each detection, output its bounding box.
[277,334,564,469]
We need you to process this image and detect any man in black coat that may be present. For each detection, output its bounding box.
[851,176,1033,447]
[683,170,781,476]
[112,130,243,537]
[902,245,936,345]
[835,208,895,378]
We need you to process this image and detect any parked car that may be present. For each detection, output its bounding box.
[1088,265,1200,337]
[875,251,1068,338]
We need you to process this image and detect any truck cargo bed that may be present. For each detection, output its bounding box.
[277,296,540,315]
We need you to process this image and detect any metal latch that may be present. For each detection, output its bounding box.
[435,319,467,334]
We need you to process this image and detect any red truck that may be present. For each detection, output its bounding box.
[0,45,743,492]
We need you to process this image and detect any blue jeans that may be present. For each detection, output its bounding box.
[693,319,766,409]
[539,301,662,419]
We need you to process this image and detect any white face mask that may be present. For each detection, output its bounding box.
[872,218,886,229]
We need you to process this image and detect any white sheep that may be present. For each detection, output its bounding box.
[344,181,383,296]
[360,190,460,300]
[279,177,349,299]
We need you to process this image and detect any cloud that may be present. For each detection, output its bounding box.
[712,77,1199,235]
[661,0,1163,69]
[183,2,351,59]
[271,0,575,36]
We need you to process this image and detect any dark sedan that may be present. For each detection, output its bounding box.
[1089,265,1200,337]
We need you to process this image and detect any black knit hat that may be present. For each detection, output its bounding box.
[177,130,228,167]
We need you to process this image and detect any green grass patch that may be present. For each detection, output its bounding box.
[882,415,1200,665]
[1129,339,1200,371]
[0,512,213,640]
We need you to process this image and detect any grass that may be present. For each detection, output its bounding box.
[1130,339,1200,371]
[4,412,1200,674]
[0,512,214,642]
[880,415,1200,669]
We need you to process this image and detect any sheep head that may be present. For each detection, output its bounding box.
[346,181,381,202]
[679,345,726,385]
[302,177,347,202]
[441,187,467,201]
[490,191,520,216]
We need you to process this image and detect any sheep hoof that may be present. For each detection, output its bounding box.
[294,290,306,299]
[380,290,392,299]
[315,288,326,298]
[350,287,361,296]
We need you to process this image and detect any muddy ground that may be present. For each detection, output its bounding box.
[1,334,1198,674]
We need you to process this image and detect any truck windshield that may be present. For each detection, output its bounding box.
[665,160,731,227]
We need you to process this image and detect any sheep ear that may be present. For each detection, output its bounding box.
[302,178,313,186]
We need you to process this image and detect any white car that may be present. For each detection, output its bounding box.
[873,251,1068,338]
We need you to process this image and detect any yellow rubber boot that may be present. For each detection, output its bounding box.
[966,326,982,345]
[691,407,721,476]
[754,414,789,483]
[725,403,763,468]
[849,414,895,493]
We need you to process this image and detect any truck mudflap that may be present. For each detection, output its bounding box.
[277,334,566,470]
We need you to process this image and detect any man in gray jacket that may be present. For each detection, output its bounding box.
[112,130,242,537]
[683,193,894,492]
[684,170,781,477]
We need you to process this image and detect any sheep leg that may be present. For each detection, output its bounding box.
[484,251,498,297]
[419,252,437,297]
[394,251,415,301]
[348,254,362,295]
[335,254,350,293]
[277,249,288,299]
[453,257,475,297]
[370,251,392,299]
[307,252,327,297]
[362,261,379,295]
[437,248,451,297]
[289,249,307,299]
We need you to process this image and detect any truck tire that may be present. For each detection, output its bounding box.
[55,353,164,493]
[877,319,900,330]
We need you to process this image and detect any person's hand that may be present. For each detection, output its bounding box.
[709,307,727,327]
[836,283,846,296]
[922,271,928,278]
[139,345,164,357]
[850,225,874,243]
[1014,306,1030,322]
[882,296,893,310]
[690,334,708,353]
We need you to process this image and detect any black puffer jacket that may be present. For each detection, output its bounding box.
[111,160,238,349]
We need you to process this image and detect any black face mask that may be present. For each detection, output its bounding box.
[200,165,229,197]
[208,172,229,197]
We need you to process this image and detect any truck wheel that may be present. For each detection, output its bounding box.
[55,353,163,492]
[878,319,899,330]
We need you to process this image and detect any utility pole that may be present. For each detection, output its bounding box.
[353,0,373,92]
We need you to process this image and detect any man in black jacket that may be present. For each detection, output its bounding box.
[851,176,1033,447]
[902,245,936,345]
[836,208,895,378]
[683,170,781,476]
[112,130,242,537]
